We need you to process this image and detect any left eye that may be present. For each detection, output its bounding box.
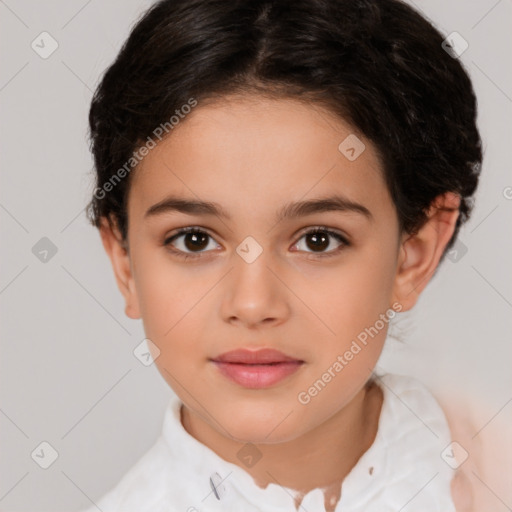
[292,228,349,257]
[163,226,349,260]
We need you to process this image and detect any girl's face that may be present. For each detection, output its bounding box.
[119,96,405,442]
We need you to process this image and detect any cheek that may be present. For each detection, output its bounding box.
[295,262,394,416]
[308,249,397,339]
[299,248,397,388]
[132,247,208,342]
[135,268,210,382]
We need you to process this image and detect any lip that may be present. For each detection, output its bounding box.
[212,348,301,364]
[210,349,304,389]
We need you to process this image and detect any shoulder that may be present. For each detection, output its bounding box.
[373,372,457,510]
[376,372,452,438]
[374,371,454,460]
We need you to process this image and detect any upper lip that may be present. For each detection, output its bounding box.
[211,348,303,364]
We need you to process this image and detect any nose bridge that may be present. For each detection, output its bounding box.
[220,237,289,326]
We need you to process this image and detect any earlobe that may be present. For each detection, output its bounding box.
[99,217,141,320]
[392,192,461,311]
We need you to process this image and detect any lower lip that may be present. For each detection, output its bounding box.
[212,361,303,389]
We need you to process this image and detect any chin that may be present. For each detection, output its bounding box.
[216,404,305,445]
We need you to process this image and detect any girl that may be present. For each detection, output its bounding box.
[82,0,482,510]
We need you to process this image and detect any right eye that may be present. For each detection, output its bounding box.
[163,227,220,260]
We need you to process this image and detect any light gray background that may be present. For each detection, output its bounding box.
[1,0,511,510]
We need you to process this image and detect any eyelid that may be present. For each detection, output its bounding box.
[294,225,349,243]
[164,225,349,243]
[163,225,216,244]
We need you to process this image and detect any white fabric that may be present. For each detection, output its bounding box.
[80,372,457,511]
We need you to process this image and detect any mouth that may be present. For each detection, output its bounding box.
[210,348,304,389]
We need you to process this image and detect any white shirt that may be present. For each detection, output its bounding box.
[80,372,457,511]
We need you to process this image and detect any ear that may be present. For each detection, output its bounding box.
[99,217,141,319]
[392,192,461,311]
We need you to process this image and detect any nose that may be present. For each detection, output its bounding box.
[219,249,290,330]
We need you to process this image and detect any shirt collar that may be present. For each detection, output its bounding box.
[159,372,452,511]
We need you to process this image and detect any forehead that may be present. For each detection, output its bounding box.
[129,95,394,222]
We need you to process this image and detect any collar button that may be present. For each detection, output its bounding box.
[209,472,226,500]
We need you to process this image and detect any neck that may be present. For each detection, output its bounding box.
[181,379,383,512]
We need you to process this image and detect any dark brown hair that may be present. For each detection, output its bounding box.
[87,0,482,255]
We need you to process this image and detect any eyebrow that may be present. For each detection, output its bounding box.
[144,194,372,222]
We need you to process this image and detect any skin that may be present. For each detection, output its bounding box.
[100,95,460,511]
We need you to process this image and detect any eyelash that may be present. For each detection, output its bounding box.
[163,226,350,261]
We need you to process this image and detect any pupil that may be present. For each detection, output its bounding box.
[185,232,208,251]
[308,232,328,252]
